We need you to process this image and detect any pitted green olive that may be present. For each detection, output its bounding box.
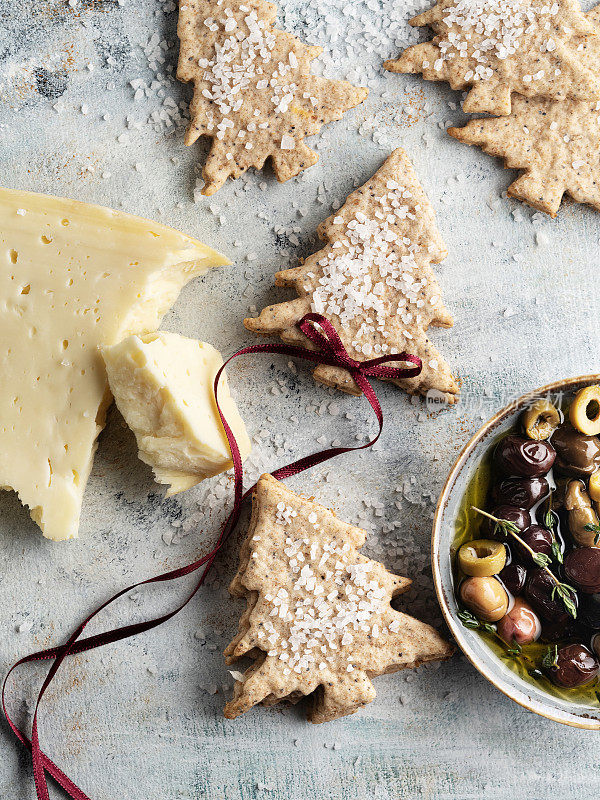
[458,539,507,577]
[570,385,600,437]
[565,480,600,547]
[459,576,509,622]
[590,472,600,504]
[521,398,561,441]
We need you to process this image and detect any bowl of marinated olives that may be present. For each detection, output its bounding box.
[432,376,600,728]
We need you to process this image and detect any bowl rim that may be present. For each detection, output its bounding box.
[432,374,600,730]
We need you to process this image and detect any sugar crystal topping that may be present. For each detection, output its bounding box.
[435,0,559,80]
[256,526,391,676]
[309,182,440,357]
[178,0,368,194]
[195,1,316,146]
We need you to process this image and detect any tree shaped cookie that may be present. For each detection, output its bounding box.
[245,149,458,402]
[177,0,368,196]
[224,474,453,723]
[384,0,600,116]
[448,7,600,215]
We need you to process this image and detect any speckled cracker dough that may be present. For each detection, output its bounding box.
[384,0,600,116]
[245,148,459,402]
[223,474,454,723]
[177,0,368,195]
[448,7,600,217]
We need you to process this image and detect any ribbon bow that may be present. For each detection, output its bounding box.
[2,314,421,800]
[298,313,422,384]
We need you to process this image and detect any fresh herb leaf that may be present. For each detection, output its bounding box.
[542,644,558,669]
[551,582,578,619]
[457,609,480,629]
[506,641,522,658]
[551,538,563,565]
[494,518,520,538]
[545,508,554,530]
[584,522,600,545]
[458,610,496,635]
[533,552,552,568]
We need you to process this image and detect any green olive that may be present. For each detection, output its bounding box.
[459,576,509,622]
[458,539,507,577]
[590,472,600,504]
[565,479,600,547]
[570,385,600,436]
[521,398,561,441]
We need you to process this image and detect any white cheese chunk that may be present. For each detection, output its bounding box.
[0,188,229,540]
[102,332,250,495]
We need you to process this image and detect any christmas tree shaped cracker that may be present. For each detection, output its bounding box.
[448,6,600,216]
[245,149,459,403]
[177,0,368,196]
[224,474,453,723]
[384,0,600,116]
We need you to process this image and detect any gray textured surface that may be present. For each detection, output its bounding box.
[1,0,600,798]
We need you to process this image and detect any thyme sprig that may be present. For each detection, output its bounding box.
[544,497,564,564]
[551,538,563,565]
[457,608,495,634]
[471,506,577,619]
[505,641,522,658]
[457,608,520,660]
[541,644,559,670]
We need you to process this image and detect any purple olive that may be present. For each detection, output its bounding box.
[579,593,600,629]
[499,563,527,596]
[525,568,578,622]
[540,617,579,642]
[564,548,600,595]
[514,525,553,564]
[545,643,599,688]
[497,598,541,646]
[552,424,600,477]
[494,435,556,478]
[493,477,550,510]
[482,505,531,538]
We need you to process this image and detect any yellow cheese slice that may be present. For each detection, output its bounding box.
[0,188,229,541]
[102,332,250,496]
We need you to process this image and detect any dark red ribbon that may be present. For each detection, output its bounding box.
[2,314,421,800]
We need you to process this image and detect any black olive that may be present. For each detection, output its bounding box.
[551,423,600,477]
[539,618,579,643]
[513,525,553,565]
[498,563,527,596]
[525,568,578,622]
[544,643,599,688]
[564,548,600,595]
[493,477,549,510]
[579,593,600,629]
[482,505,531,538]
[494,435,556,478]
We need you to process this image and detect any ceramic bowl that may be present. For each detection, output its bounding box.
[432,375,600,729]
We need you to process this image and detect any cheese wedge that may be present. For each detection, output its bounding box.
[102,332,250,496]
[0,188,229,541]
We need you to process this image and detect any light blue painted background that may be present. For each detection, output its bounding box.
[1,0,600,797]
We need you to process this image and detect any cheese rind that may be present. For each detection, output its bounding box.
[0,188,229,540]
[102,332,250,495]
